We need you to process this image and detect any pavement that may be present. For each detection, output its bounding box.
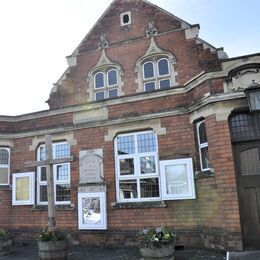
[3,244,260,260]
[0,243,227,260]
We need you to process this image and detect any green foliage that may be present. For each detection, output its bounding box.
[0,228,11,238]
[138,226,176,242]
[38,227,67,242]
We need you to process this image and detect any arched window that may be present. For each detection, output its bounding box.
[196,120,211,171]
[142,57,171,91]
[93,68,119,101]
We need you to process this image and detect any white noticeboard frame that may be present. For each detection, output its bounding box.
[78,192,107,230]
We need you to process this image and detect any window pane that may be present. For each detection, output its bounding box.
[96,92,105,101]
[117,135,135,155]
[159,79,171,89]
[0,149,9,164]
[0,168,8,184]
[144,82,156,91]
[119,180,137,199]
[16,177,29,201]
[143,62,154,79]
[95,72,104,88]
[55,143,70,158]
[158,58,169,76]
[119,158,134,175]
[109,89,118,98]
[201,147,211,169]
[56,164,69,181]
[40,167,47,181]
[140,178,159,198]
[165,164,190,195]
[198,121,207,144]
[40,185,48,202]
[108,69,118,86]
[140,156,156,174]
[137,133,156,153]
[56,184,70,202]
[39,146,46,161]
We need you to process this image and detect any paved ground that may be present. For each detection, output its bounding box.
[0,244,226,260]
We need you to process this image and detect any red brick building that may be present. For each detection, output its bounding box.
[1,0,260,251]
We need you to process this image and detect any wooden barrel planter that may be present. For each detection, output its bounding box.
[37,240,69,260]
[138,239,175,259]
[0,236,13,256]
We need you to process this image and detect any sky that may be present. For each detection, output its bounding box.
[0,0,259,116]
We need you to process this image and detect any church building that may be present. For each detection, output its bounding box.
[1,0,260,251]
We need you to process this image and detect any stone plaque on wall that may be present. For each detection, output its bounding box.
[79,149,104,184]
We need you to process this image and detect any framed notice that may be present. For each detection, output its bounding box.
[160,158,195,200]
[78,192,107,230]
[12,172,35,205]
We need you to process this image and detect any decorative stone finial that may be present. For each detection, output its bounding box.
[98,34,109,49]
[146,22,158,37]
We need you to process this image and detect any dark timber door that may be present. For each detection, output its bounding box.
[230,112,260,249]
[234,141,260,249]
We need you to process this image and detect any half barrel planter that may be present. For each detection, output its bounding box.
[37,240,69,260]
[138,239,175,259]
[0,236,13,256]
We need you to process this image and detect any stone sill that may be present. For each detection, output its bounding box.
[111,201,166,209]
[31,205,75,211]
[0,185,11,190]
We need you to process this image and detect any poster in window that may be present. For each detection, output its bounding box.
[78,192,107,230]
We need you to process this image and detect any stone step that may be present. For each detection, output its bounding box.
[227,251,260,260]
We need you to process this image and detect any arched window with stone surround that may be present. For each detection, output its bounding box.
[135,37,177,93]
[87,49,123,102]
[142,57,171,91]
[94,67,119,101]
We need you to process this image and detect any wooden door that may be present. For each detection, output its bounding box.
[234,141,260,249]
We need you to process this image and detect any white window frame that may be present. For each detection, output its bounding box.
[0,147,10,185]
[196,120,211,171]
[36,142,71,205]
[115,131,160,203]
[12,172,35,205]
[94,72,105,89]
[142,57,171,91]
[160,158,195,200]
[78,192,107,230]
[107,69,118,87]
[157,58,170,77]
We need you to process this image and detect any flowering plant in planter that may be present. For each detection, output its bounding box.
[137,227,176,259]
[138,226,176,242]
[38,227,67,242]
[0,228,11,239]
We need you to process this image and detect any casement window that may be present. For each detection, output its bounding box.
[37,142,71,205]
[12,172,35,205]
[196,120,211,171]
[114,131,196,202]
[143,57,171,91]
[94,68,119,101]
[0,148,10,185]
[115,131,160,202]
